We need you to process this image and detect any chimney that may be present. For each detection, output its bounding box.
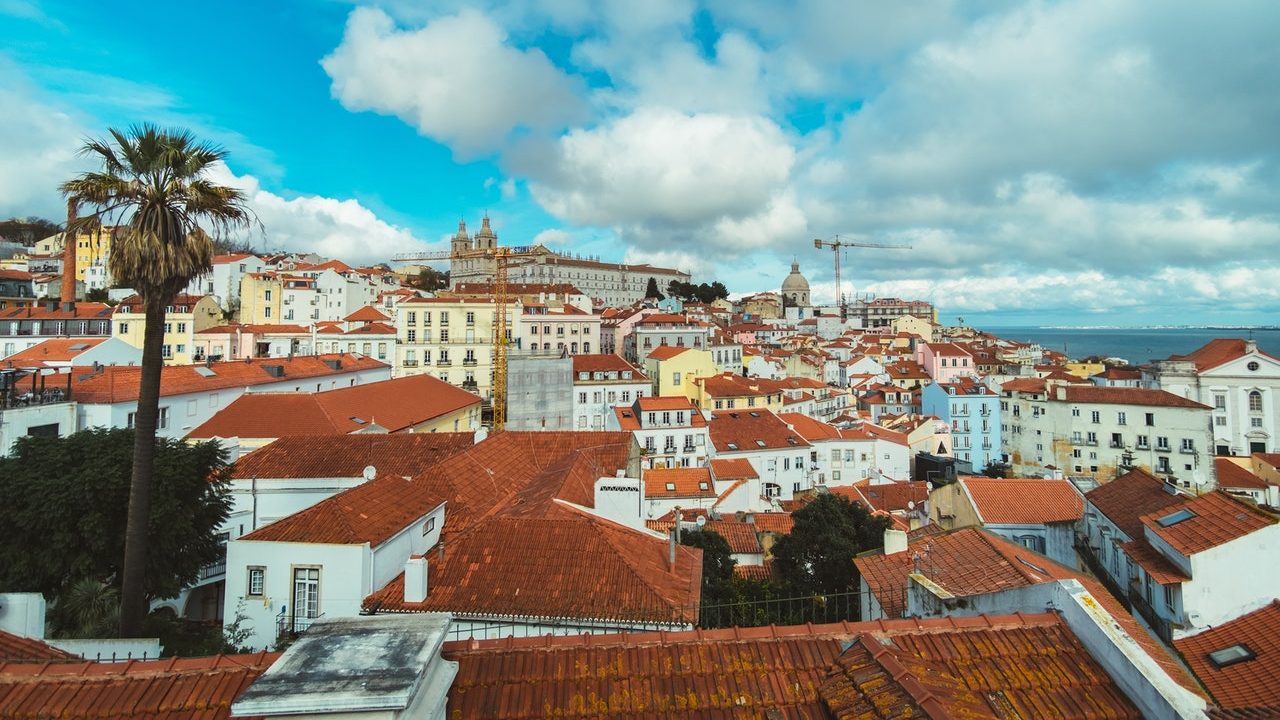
[403,556,428,604]
[1245,339,1258,354]
[668,527,677,573]
[1055,385,1067,401]
[884,529,908,555]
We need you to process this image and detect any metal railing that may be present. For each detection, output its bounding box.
[1,388,69,409]
[276,611,324,644]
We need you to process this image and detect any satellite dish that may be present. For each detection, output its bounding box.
[907,500,915,510]
[362,465,377,481]
[695,515,707,527]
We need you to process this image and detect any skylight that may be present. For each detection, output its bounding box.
[1156,508,1196,527]
[351,417,368,425]
[665,482,676,492]
[755,440,766,447]
[1207,644,1255,668]
[727,443,738,450]
[194,366,216,378]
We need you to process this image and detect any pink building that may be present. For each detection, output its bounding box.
[916,342,975,384]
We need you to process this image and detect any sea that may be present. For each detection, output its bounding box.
[984,327,1280,365]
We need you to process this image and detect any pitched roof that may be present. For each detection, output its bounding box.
[1085,468,1187,540]
[1175,600,1280,713]
[838,481,930,514]
[1170,338,1279,372]
[1216,458,1269,490]
[643,467,714,498]
[1122,538,1191,585]
[570,354,647,379]
[441,613,1139,720]
[68,354,388,404]
[1061,385,1211,409]
[961,477,1084,525]
[703,520,762,554]
[708,408,809,452]
[0,652,278,720]
[708,457,757,480]
[229,434,474,480]
[0,631,75,662]
[0,302,112,321]
[643,345,690,361]
[1139,490,1277,556]
[4,338,108,366]
[188,373,479,438]
[343,305,390,322]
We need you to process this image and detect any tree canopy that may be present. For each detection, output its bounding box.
[0,428,232,603]
[413,267,449,292]
[667,280,729,304]
[771,493,892,596]
[0,217,61,245]
[644,277,664,300]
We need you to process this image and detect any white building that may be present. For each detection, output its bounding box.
[1146,338,1279,456]
[707,408,813,501]
[514,302,601,356]
[571,354,649,431]
[780,412,911,486]
[608,396,709,469]
[186,253,268,311]
[1002,382,1215,489]
[625,314,713,365]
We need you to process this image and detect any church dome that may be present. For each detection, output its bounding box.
[782,261,809,292]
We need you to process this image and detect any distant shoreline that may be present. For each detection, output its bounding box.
[985,325,1280,332]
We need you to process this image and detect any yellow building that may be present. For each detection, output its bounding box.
[238,272,283,324]
[644,346,717,398]
[1064,361,1105,379]
[395,296,515,400]
[113,293,223,365]
[891,314,935,341]
[689,372,786,413]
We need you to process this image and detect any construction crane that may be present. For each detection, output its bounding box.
[813,235,911,316]
[391,243,537,431]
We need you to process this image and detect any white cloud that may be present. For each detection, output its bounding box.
[529,108,796,236]
[532,228,572,246]
[322,7,586,156]
[0,59,89,220]
[208,164,432,265]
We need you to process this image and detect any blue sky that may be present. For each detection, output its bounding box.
[2,0,1279,327]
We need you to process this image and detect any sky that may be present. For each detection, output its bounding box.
[2,0,1278,327]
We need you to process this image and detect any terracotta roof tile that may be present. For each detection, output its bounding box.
[0,652,278,720]
[0,302,112,321]
[1176,600,1280,712]
[570,354,647,379]
[4,338,108,366]
[1121,539,1191,585]
[749,512,794,534]
[1216,459,1269,490]
[835,481,930,513]
[1062,385,1212,409]
[734,562,774,581]
[708,408,810,452]
[1169,338,1279,372]
[343,305,390,322]
[68,353,388,404]
[0,632,75,662]
[188,373,480,438]
[708,458,758,480]
[643,467,714,498]
[643,345,689,360]
[441,613,1138,720]
[962,477,1085,524]
[229,434,474,479]
[703,520,762,554]
[1085,468,1187,540]
[1139,490,1277,556]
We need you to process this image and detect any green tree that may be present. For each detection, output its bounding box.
[414,267,449,292]
[771,493,891,598]
[645,276,664,300]
[0,428,231,611]
[61,125,252,636]
[0,217,62,245]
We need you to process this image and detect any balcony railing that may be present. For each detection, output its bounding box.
[198,556,226,581]
[1,388,69,409]
[276,611,324,645]
[462,359,477,367]
[402,360,419,367]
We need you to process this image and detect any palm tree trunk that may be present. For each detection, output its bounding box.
[60,199,77,304]
[118,297,167,637]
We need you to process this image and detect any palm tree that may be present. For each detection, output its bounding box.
[61,125,252,637]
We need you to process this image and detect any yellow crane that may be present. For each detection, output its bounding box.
[392,244,538,431]
[813,235,911,316]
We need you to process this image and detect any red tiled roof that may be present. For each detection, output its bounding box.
[703,520,762,554]
[643,467,714,498]
[0,632,75,662]
[1122,539,1191,585]
[188,373,480,438]
[114,293,211,314]
[1216,458,1269,490]
[1001,378,1050,394]
[1062,385,1211,409]
[734,563,774,581]
[0,302,112,321]
[1085,468,1186,540]
[343,321,396,335]
[69,354,388,404]
[962,477,1084,524]
[637,313,693,325]
[198,323,310,335]
[571,354,647,379]
[708,408,809,452]
[644,345,690,361]
[1139,490,1277,556]
[229,434,474,480]
[211,253,254,263]
[4,338,107,366]
[1170,338,1279,372]
[1176,600,1280,712]
[367,506,702,624]
[343,305,390,322]
[708,458,757,480]
[839,481,930,514]
[441,613,1138,719]
[0,652,278,720]
[0,269,34,281]
[749,512,794,535]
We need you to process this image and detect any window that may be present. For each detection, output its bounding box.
[1136,434,1150,449]
[1117,412,1126,425]
[1181,438,1195,452]
[1091,410,1100,424]
[1253,417,1264,428]
[1086,432,1097,445]
[1207,644,1256,668]
[440,313,449,326]
[1157,508,1196,527]
[264,290,272,301]
[1214,394,1226,410]
[1156,436,1170,451]
[176,322,187,333]
[118,322,128,334]
[423,517,436,535]
[292,567,320,622]
[1250,391,1263,412]
[1164,584,1175,610]
[578,392,588,404]
[247,567,265,596]
[1145,412,1155,426]
[161,344,172,358]
[264,307,272,318]
[1215,416,1226,426]
[407,311,417,325]
[465,311,475,325]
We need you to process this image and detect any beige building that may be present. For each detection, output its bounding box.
[395,296,516,400]
[113,294,223,365]
[238,272,283,324]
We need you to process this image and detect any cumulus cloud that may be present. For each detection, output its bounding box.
[322,6,587,156]
[0,60,89,220]
[207,164,432,265]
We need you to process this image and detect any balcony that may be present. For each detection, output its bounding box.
[276,611,324,645]
[402,360,419,367]
[437,359,452,367]
[462,359,477,367]
[1,388,69,409]
[1109,441,1125,449]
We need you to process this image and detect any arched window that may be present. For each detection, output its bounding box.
[1250,390,1263,412]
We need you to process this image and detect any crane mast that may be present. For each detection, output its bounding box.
[813,235,911,316]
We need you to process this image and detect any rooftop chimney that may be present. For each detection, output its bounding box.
[404,557,428,604]
[1245,339,1258,354]
[884,529,908,556]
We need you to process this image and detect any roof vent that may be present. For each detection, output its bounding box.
[324,358,342,370]
[263,364,285,378]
